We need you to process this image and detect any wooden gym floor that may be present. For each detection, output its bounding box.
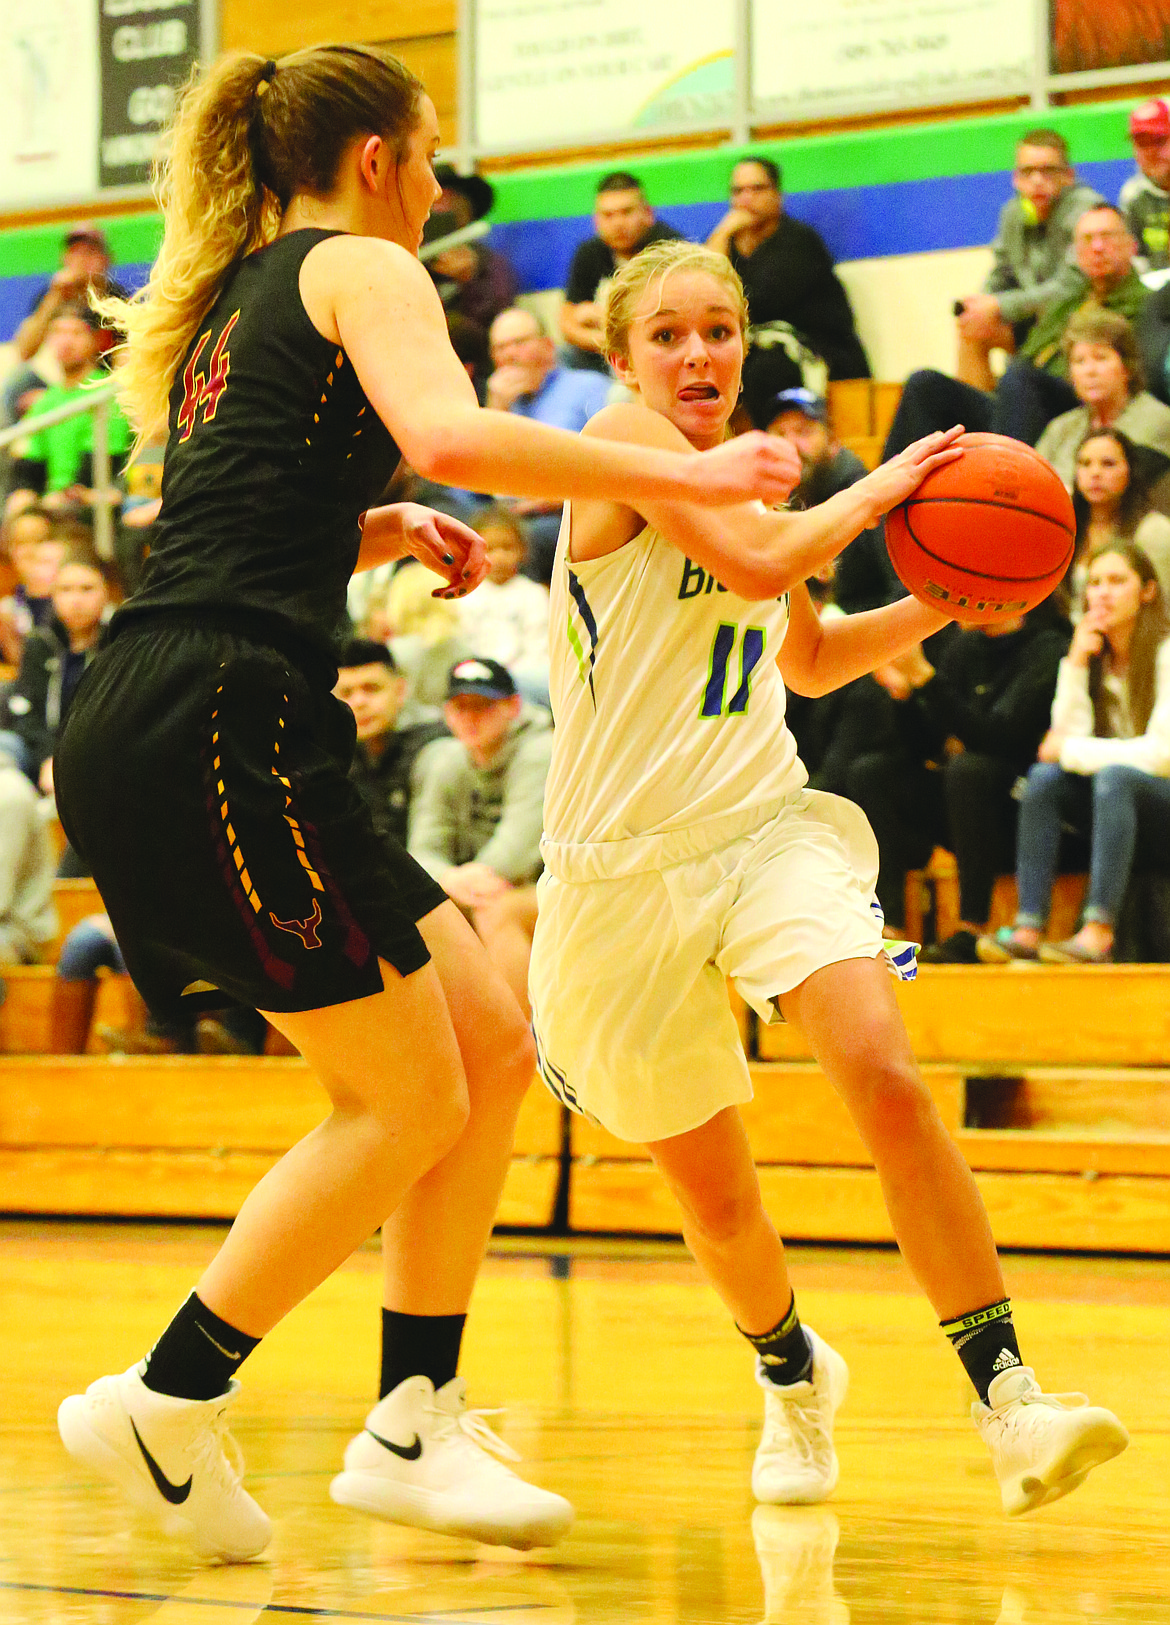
[1,1222,1167,1624]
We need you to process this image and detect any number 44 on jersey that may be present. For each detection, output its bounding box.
[177,310,240,443]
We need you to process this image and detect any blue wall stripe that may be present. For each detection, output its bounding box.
[0,157,1136,341]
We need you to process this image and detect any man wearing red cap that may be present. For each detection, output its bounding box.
[1122,99,1170,275]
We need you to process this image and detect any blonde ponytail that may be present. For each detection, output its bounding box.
[96,44,424,451]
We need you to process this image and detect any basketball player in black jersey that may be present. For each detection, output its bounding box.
[51,45,803,1561]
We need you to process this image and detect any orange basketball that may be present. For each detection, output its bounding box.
[885,432,1075,626]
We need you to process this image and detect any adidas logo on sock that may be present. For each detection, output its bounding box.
[992,1347,1022,1372]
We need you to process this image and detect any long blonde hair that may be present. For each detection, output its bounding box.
[98,44,424,448]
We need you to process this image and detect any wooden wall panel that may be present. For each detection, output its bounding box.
[220,1,455,55]
[217,1,458,142]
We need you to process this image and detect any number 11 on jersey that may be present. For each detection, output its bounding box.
[701,623,766,718]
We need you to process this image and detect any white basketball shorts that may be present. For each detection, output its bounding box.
[529,789,888,1143]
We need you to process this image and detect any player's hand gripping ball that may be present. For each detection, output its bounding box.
[886,432,1075,625]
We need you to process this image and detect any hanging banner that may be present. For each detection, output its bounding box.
[474,0,736,150]
[752,0,1035,117]
[99,0,203,191]
[1050,1,1170,76]
[0,0,101,206]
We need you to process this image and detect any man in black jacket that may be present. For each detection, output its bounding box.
[707,155,870,383]
[845,608,1070,961]
[335,639,448,848]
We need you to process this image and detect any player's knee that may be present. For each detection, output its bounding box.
[678,1180,763,1247]
[497,1010,537,1101]
[854,1057,936,1148]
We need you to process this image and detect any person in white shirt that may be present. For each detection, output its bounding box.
[980,540,1170,966]
[457,506,550,703]
[528,237,1127,1519]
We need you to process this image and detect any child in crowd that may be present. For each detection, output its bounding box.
[0,508,68,665]
[458,506,550,705]
[1068,428,1170,605]
[385,560,472,707]
[980,541,1170,964]
[0,542,113,795]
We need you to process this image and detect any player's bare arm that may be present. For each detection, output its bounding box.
[299,237,804,510]
[572,402,965,597]
[780,581,953,698]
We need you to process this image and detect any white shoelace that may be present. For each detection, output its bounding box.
[189,1402,247,1491]
[762,1392,825,1467]
[425,1401,522,1465]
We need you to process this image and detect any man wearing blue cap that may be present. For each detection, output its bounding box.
[747,385,897,615]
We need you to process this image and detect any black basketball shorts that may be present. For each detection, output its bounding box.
[55,619,447,1023]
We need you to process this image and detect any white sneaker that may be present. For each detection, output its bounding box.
[972,1366,1128,1515]
[329,1375,574,1549]
[57,1366,271,1560]
[752,1506,850,1623]
[752,1327,849,1505]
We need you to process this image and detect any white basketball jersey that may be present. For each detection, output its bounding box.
[541,508,806,881]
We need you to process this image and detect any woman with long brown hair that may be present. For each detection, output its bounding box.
[51,44,808,1563]
[980,540,1170,964]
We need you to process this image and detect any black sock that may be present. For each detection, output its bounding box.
[380,1309,466,1398]
[739,1293,813,1387]
[941,1299,1023,1403]
[141,1292,260,1401]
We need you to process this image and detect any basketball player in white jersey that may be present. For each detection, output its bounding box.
[529,239,1127,1516]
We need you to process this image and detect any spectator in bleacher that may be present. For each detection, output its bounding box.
[0,542,112,799]
[0,508,66,664]
[409,657,550,1015]
[954,129,1103,392]
[425,167,519,334]
[0,752,55,967]
[456,506,550,704]
[6,304,132,518]
[335,638,448,849]
[1121,99,1170,276]
[848,605,1069,963]
[559,171,683,373]
[12,225,127,366]
[1035,310,1170,491]
[486,307,611,582]
[750,383,897,613]
[885,205,1148,455]
[1066,428,1170,607]
[979,541,1170,964]
[707,155,870,384]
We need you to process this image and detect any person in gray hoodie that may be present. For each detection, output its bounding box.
[408,656,551,1013]
[955,129,1103,391]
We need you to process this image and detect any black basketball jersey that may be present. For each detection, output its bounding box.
[116,228,401,671]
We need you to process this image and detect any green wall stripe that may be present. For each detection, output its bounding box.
[0,215,163,277]
[0,96,1147,271]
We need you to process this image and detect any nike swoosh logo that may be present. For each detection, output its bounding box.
[130,1419,193,1504]
[367,1427,423,1461]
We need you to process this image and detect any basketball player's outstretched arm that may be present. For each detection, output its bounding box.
[568,405,963,594]
[779,583,953,697]
[355,503,488,599]
[299,237,800,511]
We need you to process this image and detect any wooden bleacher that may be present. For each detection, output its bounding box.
[2,885,1169,1249]
[827,379,902,470]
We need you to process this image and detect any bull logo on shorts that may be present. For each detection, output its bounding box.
[268,897,324,950]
